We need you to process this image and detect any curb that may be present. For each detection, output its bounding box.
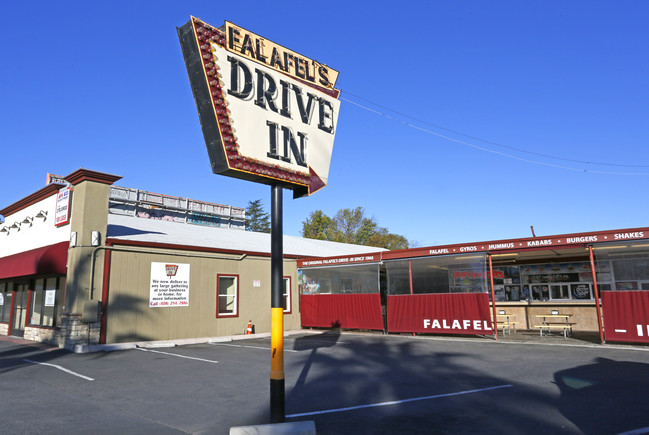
[229,420,315,435]
[72,330,317,353]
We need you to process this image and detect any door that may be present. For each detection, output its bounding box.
[11,284,28,337]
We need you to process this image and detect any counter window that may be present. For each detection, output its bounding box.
[521,262,594,301]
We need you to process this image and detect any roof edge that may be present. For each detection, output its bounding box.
[105,238,304,259]
[64,168,122,186]
[0,183,63,218]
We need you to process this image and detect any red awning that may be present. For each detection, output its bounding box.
[0,241,69,280]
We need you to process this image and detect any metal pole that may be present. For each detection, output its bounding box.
[488,254,499,340]
[270,184,285,423]
[588,245,605,344]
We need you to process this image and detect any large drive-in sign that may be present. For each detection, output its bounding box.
[178,17,341,197]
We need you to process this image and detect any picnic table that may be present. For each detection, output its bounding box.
[494,312,518,335]
[534,313,573,338]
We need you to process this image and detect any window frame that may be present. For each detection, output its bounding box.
[0,282,12,323]
[283,276,291,314]
[216,274,239,318]
[28,276,62,328]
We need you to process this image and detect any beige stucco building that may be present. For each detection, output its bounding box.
[0,169,380,349]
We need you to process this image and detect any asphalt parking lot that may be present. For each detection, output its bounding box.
[2,332,649,434]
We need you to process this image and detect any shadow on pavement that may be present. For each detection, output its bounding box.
[555,357,649,434]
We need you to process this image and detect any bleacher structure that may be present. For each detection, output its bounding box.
[108,186,246,230]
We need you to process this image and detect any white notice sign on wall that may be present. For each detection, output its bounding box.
[55,186,71,226]
[44,290,56,307]
[149,262,190,307]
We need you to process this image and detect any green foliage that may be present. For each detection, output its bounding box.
[245,199,270,233]
[367,228,409,250]
[301,207,409,250]
[301,210,333,240]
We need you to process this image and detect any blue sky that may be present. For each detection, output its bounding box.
[2,1,648,247]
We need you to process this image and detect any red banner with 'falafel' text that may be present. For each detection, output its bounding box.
[387,293,493,335]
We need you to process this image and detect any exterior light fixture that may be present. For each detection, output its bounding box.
[491,253,518,258]
[9,222,20,231]
[22,216,34,227]
[35,210,48,220]
[91,231,101,247]
[0,227,8,234]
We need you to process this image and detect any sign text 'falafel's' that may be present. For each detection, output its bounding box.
[224,22,338,91]
[178,17,341,197]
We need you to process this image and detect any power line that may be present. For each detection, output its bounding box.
[341,91,649,174]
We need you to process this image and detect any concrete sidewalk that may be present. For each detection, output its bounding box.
[412,328,649,351]
[3,328,648,353]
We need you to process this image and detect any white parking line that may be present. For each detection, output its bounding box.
[136,348,219,363]
[284,338,348,345]
[211,343,298,352]
[286,384,513,418]
[23,359,95,381]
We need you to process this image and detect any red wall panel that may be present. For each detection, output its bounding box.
[388,293,493,335]
[602,291,649,343]
[300,294,383,330]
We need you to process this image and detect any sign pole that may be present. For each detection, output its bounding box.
[178,18,339,421]
[588,245,605,344]
[270,184,285,423]
[488,254,499,340]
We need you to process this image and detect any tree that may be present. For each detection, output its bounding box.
[366,228,410,250]
[301,210,333,240]
[245,199,270,233]
[301,207,410,250]
[331,207,370,244]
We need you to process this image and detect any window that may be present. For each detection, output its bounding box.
[571,283,593,299]
[283,277,291,314]
[0,282,12,323]
[531,285,549,301]
[551,284,570,300]
[299,264,380,295]
[385,254,488,295]
[217,275,238,317]
[611,258,649,290]
[592,242,649,292]
[613,258,649,281]
[520,262,596,301]
[29,277,62,327]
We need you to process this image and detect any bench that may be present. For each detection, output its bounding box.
[494,313,518,335]
[496,321,519,335]
[534,324,573,338]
